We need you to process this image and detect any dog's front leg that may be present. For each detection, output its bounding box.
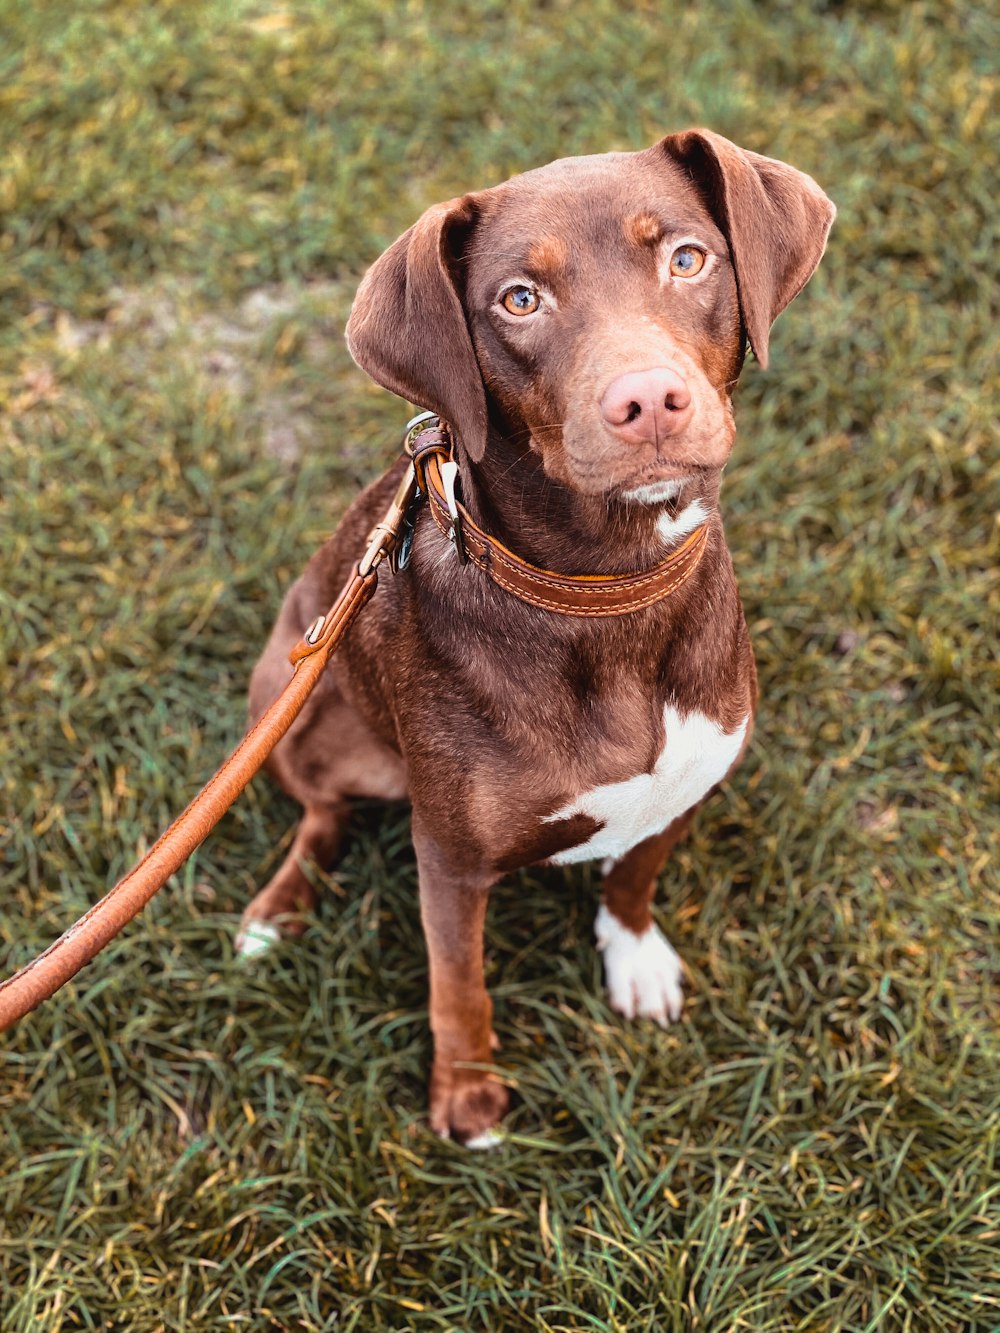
[412,819,508,1147]
[596,813,695,1026]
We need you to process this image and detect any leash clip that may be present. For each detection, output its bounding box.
[358,457,421,577]
[388,492,420,573]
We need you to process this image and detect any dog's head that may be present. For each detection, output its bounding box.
[346,130,834,498]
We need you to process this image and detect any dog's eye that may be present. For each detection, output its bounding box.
[669,245,706,278]
[501,285,541,316]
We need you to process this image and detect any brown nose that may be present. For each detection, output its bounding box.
[600,367,693,446]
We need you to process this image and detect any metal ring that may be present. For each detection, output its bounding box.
[403,410,440,444]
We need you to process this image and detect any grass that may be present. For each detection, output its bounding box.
[0,0,997,1329]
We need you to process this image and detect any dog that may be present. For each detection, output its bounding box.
[236,129,835,1146]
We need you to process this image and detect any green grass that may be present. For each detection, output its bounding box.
[1,1,997,1329]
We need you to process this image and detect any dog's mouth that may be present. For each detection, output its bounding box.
[616,459,709,503]
[559,433,716,498]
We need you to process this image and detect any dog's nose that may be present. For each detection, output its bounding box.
[600,368,693,446]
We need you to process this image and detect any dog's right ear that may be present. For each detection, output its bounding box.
[657,129,835,369]
[345,196,489,462]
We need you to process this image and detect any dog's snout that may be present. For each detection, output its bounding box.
[600,368,693,447]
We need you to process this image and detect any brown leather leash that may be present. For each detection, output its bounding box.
[0,428,422,1034]
[0,414,708,1033]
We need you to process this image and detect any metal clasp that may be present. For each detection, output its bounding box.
[357,459,420,577]
[388,492,420,573]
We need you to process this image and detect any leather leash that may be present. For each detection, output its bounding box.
[0,426,423,1034]
[0,413,708,1032]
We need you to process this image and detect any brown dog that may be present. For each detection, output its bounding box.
[237,130,834,1146]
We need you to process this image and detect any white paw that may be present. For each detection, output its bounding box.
[463,1129,504,1151]
[434,1126,505,1151]
[235,919,281,959]
[595,903,684,1025]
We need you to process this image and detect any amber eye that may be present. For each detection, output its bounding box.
[669,245,707,278]
[501,285,541,315]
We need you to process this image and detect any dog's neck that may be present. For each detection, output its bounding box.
[456,427,723,578]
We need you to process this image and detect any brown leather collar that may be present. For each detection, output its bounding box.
[407,420,709,617]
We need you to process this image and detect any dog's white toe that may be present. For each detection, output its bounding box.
[463,1128,504,1151]
[235,920,281,959]
[435,1127,504,1151]
[595,903,684,1025]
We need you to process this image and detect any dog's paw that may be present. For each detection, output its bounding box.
[430,1070,509,1149]
[595,903,684,1025]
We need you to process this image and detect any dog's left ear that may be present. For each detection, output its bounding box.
[657,129,835,367]
[345,195,489,461]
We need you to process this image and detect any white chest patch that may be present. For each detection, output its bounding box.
[545,705,749,865]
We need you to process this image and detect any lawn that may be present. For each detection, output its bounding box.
[0,1,997,1329]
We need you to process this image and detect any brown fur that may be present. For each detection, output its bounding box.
[526,234,569,277]
[623,211,664,249]
[241,130,834,1143]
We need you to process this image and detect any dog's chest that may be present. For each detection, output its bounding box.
[543,704,749,865]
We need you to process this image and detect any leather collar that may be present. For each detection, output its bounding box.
[406,420,709,617]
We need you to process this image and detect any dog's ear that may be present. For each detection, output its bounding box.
[657,129,835,367]
[345,195,488,461]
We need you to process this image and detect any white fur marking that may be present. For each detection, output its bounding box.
[623,478,683,505]
[435,1126,505,1151]
[235,920,281,958]
[595,903,684,1024]
[656,498,708,544]
[545,705,749,865]
[464,1128,504,1151]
